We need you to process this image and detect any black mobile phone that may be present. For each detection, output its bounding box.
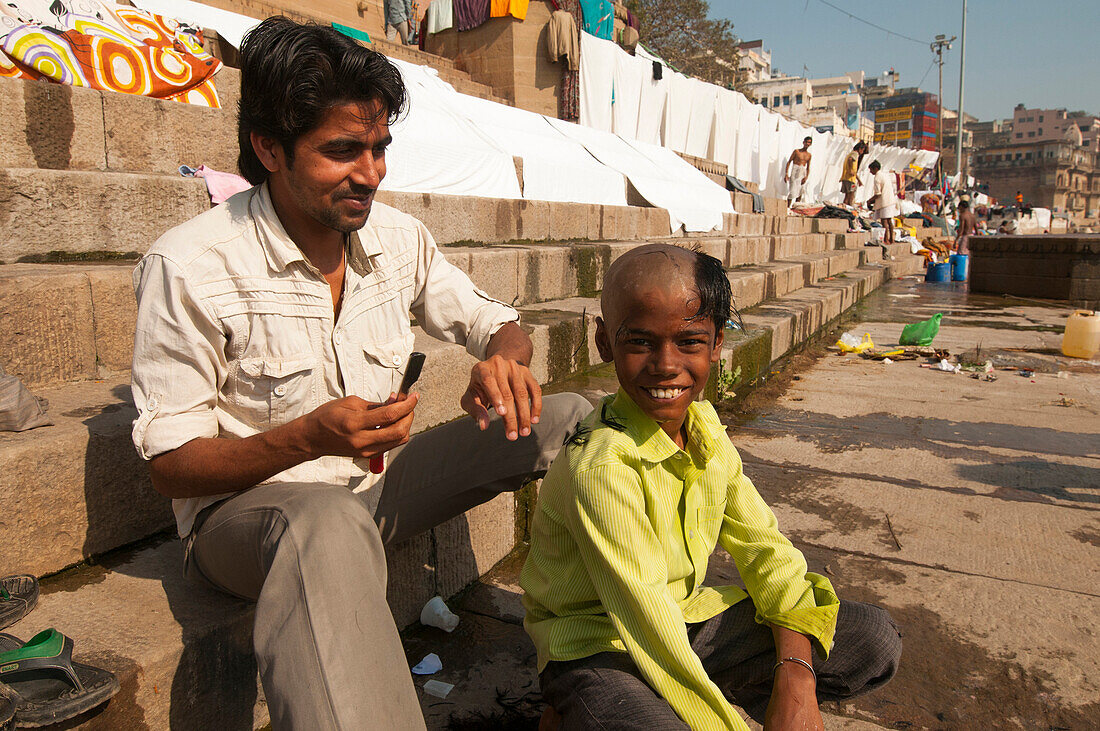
[398,352,426,396]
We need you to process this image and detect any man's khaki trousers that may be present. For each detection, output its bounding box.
[183,393,591,730]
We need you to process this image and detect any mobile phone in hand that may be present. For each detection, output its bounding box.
[370,351,426,474]
[397,351,426,397]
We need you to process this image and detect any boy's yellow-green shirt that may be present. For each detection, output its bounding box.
[520,391,840,730]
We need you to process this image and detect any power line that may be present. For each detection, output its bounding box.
[916,57,937,89]
[812,0,930,45]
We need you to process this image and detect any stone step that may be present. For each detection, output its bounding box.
[0,169,211,262]
[1,231,842,389]
[2,251,900,730]
[0,166,684,261]
[741,265,889,362]
[0,298,597,580]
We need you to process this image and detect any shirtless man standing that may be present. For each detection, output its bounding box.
[784,136,812,208]
[955,200,978,255]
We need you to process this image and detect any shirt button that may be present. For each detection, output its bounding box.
[392,354,402,366]
[146,396,159,410]
[273,384,287,397]
[334,331,343,345]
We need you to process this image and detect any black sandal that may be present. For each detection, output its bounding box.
[0,630,119,727]
[0,578,37,632]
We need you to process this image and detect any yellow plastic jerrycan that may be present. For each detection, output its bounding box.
[1061,310,1100,359]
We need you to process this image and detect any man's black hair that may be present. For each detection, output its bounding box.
[868,160,881,171]
[958,200,970,210]
[804,136,813,143]
[691,250,732,338]
[237,17,408,184]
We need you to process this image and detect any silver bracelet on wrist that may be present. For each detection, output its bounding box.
[772,656,817,683]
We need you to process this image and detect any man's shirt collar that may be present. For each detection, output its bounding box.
[251,182,383,274]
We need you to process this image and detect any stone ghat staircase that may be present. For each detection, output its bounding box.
[0,70,931,728]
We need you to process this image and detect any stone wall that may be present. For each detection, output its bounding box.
[424,0,561,115]
[969,235,1100,308]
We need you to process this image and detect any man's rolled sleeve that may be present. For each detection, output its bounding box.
[409,221,519,361]
[130,254,225,461]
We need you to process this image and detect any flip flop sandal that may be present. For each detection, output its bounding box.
[0,579,38,632]
[0,630,119,728]
[0,683,14,731]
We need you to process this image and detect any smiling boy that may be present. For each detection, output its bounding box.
[521,245,901,730]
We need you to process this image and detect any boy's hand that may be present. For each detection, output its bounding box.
[764,665,822,730]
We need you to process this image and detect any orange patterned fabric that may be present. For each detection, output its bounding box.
[0,2,221,107]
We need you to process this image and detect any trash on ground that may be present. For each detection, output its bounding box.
[420,596,460,632]
[861,348,906,360]
[1051,397,1077,407]
[921,359,961,374]
[837,332,875,354]
[882,358,894,365]
[0,366,52,432]
[969,373,997,382]
[1018,369,1035,378]
[899,313,943,346]
[959,360,994,374]
[422,680,454,699]
[412,653,442,675]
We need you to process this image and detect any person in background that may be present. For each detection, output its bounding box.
[386,0,413,43]
[955,200,978,254]
[1015,190,1024,208]
[841,141,867,207]
[868,160,898,245]
[784,136,812,208]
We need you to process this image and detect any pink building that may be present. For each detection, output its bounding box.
[1012,105,1099,151]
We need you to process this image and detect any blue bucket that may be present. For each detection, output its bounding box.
[926,262,951,283]
[949,254,969,281]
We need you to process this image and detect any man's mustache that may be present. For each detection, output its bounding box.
[335,185,376,199]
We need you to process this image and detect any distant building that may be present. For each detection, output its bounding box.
[743,76,813,118]
[736,40,772,83]
[859,69,899,105]
[810,72,871,139]
[867,89,940,151]
[1010,105,1100,151]
[972,133,1098,221]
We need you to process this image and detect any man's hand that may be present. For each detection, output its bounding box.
[764,663,823,731]
[461,354,542,441]
[298,393,418,459]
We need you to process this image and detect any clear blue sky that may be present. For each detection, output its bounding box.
[709,0,1099,121]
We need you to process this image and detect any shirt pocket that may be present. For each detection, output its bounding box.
[229,354,318,427]
[695,503,727,550]
[360,332,415,399]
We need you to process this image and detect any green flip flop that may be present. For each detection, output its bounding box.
[0,630,119,728]
[0,578,38,632]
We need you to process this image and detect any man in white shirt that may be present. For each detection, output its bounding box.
[130,18,588,730]
[868,160,898,245]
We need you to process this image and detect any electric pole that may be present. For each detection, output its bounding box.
[955,0,967,184]
[930,34,955,184]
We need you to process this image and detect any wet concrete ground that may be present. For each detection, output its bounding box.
[402,278,1100,730]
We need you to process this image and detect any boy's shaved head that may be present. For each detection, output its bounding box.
[601,244,731,339]
[601,244,699,334]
